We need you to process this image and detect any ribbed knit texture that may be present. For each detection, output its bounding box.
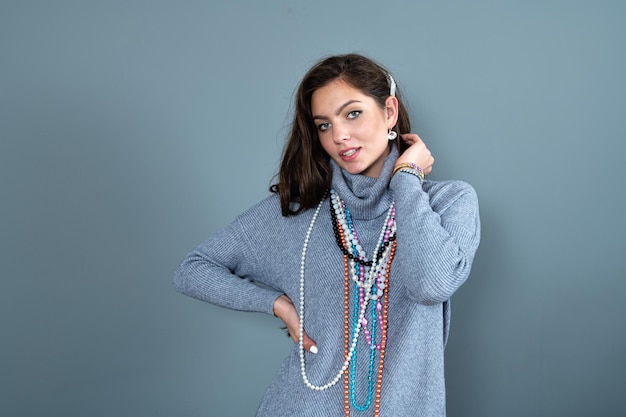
[173,147,480,416]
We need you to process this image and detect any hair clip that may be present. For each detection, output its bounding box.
[388,73,396,97]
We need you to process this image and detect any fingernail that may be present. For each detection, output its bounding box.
[310,345,318,354]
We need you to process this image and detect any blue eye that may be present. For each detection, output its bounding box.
[347,110,361,119]
[318,122,331,131]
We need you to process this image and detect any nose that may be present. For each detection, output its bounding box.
[332,122,349,144]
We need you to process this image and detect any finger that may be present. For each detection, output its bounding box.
[302,331,318,354]
[423,156,434,175]
[400,133,422,144]
[400,134,414,145]
[400,132,419,140]
[288,328,299,344]
[287,326,318,354]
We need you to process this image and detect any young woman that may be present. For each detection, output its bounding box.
[173,53,480,416]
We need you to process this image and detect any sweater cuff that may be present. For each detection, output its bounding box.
[389,169,426,196]
[239,283,284,316]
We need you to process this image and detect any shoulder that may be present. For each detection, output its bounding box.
[422,179,478,213]
[235,193,313,230]
[236,193,282,224]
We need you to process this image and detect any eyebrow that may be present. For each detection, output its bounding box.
[312,99,362,121]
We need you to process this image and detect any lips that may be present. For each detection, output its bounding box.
[339,147,360,161]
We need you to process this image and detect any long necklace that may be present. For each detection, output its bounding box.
[298,189,396,417]
[331,191,396,413]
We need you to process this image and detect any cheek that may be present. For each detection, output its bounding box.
[318,133,333,154]
[358,123,386,146]
[358,118,384,139]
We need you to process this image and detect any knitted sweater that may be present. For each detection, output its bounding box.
[173,147,480,416]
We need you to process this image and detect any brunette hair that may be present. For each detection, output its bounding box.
[270,53,412,216]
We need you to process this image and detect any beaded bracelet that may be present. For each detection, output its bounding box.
[392,162,424,182]
[395,168,424,184]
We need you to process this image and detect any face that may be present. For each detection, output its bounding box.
[311,79,398,178]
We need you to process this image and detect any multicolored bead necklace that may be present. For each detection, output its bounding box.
[298,189,396,417]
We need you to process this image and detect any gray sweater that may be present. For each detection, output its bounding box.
[173,147,480,416]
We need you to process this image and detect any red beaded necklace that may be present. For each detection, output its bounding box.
[298,192,396,417]
[337,212,396,417]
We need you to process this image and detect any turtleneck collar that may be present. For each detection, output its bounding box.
[330,146,398,220]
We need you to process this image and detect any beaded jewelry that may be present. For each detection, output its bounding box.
[392,162,424,182]
[395,168,424,184]
[299,189,396,417]
[392,163,424,185]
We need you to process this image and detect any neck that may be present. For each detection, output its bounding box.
[330,147,398,220]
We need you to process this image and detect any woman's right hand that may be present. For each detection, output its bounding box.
[273,294,318,354]
[397,133,434,176]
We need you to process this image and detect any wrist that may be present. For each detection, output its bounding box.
[273,294,292,317]
[392,162,424,183]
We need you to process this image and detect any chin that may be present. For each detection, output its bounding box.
[342,165,365,175]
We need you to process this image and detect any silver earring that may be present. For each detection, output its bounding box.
[388,130,398,141]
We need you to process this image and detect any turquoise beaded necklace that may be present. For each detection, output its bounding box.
[330,190,396,412]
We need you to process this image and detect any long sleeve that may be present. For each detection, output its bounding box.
[390,173,480,305]
[174,150,481,416]
[172,216,283,316]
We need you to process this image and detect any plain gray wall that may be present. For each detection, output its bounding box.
[1,1,624,416]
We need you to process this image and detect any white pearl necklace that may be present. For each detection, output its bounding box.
[298,191,395,391]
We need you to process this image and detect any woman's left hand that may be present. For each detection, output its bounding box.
[396,133,434,176]
[273,294,318,354]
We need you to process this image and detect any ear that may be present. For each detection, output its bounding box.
[384,96,399,129]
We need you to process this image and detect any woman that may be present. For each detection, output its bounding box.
[173,53,480,416]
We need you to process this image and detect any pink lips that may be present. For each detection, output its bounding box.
[339,147,360,162]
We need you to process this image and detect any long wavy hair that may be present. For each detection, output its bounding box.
[270,54,412,216]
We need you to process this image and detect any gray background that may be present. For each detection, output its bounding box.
[1,1,624,416]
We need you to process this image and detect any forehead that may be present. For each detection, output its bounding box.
[311,79,371,112]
